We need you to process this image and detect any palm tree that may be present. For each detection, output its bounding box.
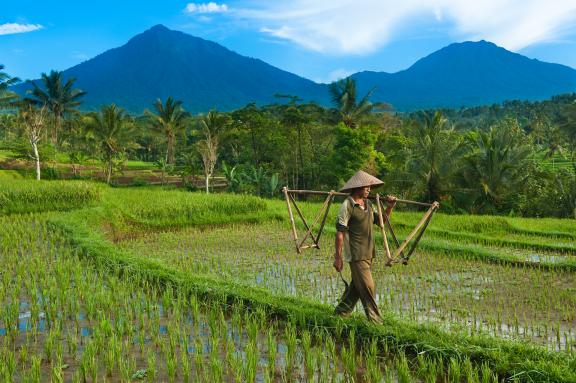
[280,103,307,189]
[559,101,576,165]
[197,110,230,193]
[26,70,86,145]
[0,64,20,107]
[145,97,188,164]
[405,111,464,203]
[85,105,134,184]
[462,121,532,213]
[328,77,387,129]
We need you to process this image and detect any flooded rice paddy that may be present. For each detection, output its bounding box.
[1,216,503,382]
[119,221,576,352]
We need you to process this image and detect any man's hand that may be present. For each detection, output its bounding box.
[333,254,343,272]
[384,195,397,219]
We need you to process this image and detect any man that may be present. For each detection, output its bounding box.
[333,170,396,324]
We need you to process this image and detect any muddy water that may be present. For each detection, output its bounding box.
[1,299,409,382]
[118,221,576,353]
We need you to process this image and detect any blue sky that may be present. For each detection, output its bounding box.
[2,1,576,83]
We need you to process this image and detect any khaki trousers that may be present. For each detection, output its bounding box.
[334,258,383,324]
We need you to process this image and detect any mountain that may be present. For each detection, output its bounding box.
[352,40,576,110]
[14,24,329,113]
[13,27,576,113]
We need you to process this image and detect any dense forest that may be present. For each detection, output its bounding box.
[1,66,575,218]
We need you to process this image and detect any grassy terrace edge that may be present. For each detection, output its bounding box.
[317,225,576,272]
[48,209,576,383]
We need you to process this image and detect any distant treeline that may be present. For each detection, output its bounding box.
[1,66,575,218]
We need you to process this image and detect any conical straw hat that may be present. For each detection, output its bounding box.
[339,170,384,193]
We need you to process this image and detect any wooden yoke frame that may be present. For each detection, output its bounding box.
[378,198,440,266]
[282,187,335,253]
[282,186,440,265]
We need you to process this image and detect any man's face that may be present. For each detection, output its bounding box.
[352,186,370,199]
[362,186,371,198]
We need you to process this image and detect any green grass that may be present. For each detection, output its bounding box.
[0,149,18,160]
[48,208,576,383]
[0,179,103,215]
[0,169,26,180]
[2,182,575,382]
[122,160,156,170]
[99,188,281,237]
[2,213,504,382]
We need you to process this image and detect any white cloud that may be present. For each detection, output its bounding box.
[324,68,355,83]
[185,2,228,14]
[235,0,576,54]
[0,23,43,36]
[434,6,443,22]
[71,52,89,60]
[441,0,576,50]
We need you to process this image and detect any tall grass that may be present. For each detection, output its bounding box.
[2,213,441,382]
[103,188,277,229]
[0,180,102,214]
[4,181,575,382]
[49,209,576,383]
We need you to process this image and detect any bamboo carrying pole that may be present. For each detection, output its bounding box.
[281,187,439,264]
[283,187,335,253]
[402,206,437,262]
[286,189,433,207]
[282,187,301,253]
[393,202,439,258]
[297,192,333,250]
[289,193,320,245]
[316,192,335,246]
[379,200,405,259]
[375,194,393,266]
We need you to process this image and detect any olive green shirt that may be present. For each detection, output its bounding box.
[336,196,379,262]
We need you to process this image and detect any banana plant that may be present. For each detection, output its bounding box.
[222,161,241,192]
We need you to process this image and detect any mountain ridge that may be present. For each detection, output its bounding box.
[14,24,330,113]
[13,24,576,113]
[352,40,576,110]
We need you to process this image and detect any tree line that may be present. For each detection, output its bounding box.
[1,65,575,218]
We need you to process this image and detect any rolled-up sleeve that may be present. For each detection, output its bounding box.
[336,200,351,232]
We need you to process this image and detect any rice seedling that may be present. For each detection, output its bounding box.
[118,215,576,351]
[366,339,383,383]
[0,179,101,214]
[396,352,413,383]
[447,357,462,383]
[181,349,191,383]
[4,184,571,382]
[100,187,275,237]
[28,354,42,383]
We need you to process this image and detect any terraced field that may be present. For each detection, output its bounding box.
[118,219,576,351]
[5,216,449,382]
[1,180,575,382]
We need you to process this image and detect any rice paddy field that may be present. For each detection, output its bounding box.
[118,220,576,352]
[1,180,576,382]
[3,215,446,382]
